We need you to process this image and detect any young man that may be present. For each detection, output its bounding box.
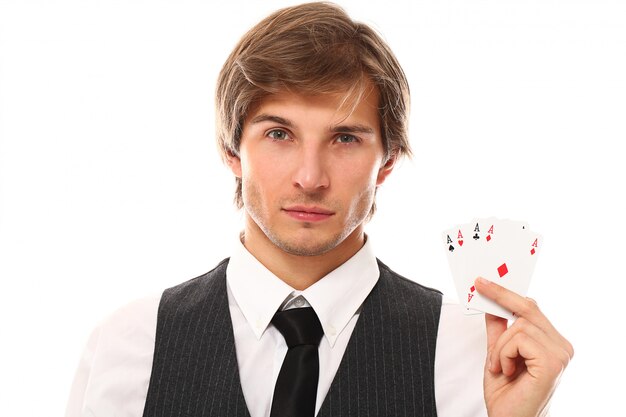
[66,3,573,417]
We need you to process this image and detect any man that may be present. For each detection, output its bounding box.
[66,2,573,417]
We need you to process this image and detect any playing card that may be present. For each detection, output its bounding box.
[442,223,479,314]
[460,217,508,314]
[464,229,542,320]
[442,217,542,320]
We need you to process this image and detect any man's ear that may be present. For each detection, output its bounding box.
[376,152,397,186]
[226,150,242,178]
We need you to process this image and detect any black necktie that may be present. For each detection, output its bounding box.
[270,306,324,417]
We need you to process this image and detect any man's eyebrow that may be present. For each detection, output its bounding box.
[331,124,375,135]
[249,114,375,135]
[249,114,294,128]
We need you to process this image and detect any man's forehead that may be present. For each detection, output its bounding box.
[245,84,381,128]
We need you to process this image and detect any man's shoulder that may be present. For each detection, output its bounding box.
[161,257,230,299]
[374,258,444,319]
[376,258,443,298]
[154,258,232,317]
[78,259,233,369]
[89,294,161,355]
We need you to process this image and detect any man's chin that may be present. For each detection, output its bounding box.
[268,233,345,257]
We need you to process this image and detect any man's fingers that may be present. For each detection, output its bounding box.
[489,317,572,375]
[475,277,574,359]
[475,278,551,332]
[485,313,507,348]
[477,277,575,380]
[485,313,507,371]
[474,277,538,318]
[498,332,543,377]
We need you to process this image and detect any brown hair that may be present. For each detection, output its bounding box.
[216,1,411,210]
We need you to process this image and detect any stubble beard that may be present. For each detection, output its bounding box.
[242,179,375,257]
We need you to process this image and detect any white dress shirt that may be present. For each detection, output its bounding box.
[65,237,488,417]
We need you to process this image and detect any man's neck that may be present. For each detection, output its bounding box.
[241,218,365,290]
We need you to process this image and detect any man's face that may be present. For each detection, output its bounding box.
[228,84,395,257]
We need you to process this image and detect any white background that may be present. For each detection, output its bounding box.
[1,0,624,415]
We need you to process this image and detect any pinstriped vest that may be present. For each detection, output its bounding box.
[142,258,442,417]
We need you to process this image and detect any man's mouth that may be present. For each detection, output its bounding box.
[282,205,335,221]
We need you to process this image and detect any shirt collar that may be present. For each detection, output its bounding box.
[226,235,380,347]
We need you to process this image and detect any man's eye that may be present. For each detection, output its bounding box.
[336,134,358,144]
[267,129,289,141]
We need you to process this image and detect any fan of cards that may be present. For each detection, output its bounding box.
[442,217,542,320]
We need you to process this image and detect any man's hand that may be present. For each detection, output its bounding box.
[474,277,574,417]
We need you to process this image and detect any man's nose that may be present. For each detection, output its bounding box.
[291,144,330,192]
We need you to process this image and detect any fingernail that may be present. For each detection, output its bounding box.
[477,277,490,286]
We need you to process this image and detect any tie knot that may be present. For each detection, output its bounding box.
[271,307,323,348]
